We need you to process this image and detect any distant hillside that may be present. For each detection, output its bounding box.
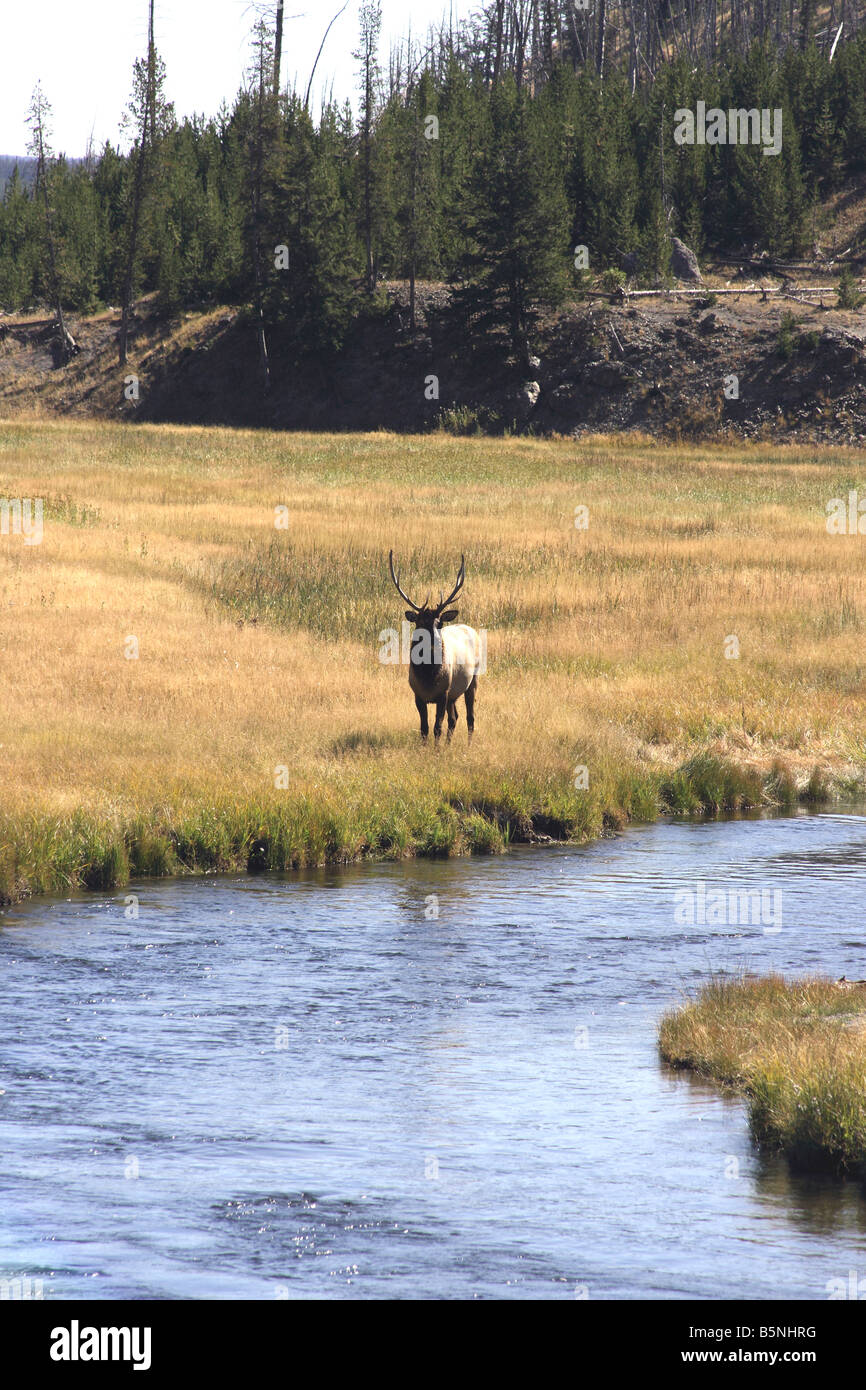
[0,155,86,191]
[0,156,37,190]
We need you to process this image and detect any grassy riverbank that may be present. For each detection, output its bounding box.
[660,976,866,1177]
[1,420,865,903]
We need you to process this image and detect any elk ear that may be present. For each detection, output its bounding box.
[440,609,458,623]
[405,610,418,623]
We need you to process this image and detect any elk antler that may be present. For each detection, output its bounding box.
[434,555,465,615]
[389,550,428,612]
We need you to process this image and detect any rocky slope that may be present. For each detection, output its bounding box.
[2,272,865,444]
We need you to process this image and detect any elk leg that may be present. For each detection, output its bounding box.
[433,696,447,741]
[446,701,459,742]
[415,695,429,740]
[464,676,477,742]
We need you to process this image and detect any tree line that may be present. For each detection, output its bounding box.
[2,0,865,375]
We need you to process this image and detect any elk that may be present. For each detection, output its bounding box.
[388,551,482,742]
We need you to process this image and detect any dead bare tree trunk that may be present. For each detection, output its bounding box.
[625,0,638,91]
[596,0,608,75]
[304,3,350,111]
[356,2,382,295]
[273,0,284,94]
[409,110,418,329]
[251,30,273,393]
[119,0,156,368]
[492,0,505,83]
[514,0,529,89]
[800,0,817,48]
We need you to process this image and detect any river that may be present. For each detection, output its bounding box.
[2,810,866,1299]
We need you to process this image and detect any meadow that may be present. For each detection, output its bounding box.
[1,418,865,902]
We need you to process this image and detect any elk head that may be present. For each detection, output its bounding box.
[388,551,465,658]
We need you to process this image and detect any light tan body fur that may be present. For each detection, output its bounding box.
[389,551,481,741]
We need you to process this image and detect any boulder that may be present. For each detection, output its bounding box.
[585,360,631,391]
[508,380,541,420]
[550,380,581,405]
[670,236,702,283]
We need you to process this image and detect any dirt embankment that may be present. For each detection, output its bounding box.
[2,271,866,443]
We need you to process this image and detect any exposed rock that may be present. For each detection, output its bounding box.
[585,360,632,390]
[508,379,541,418]
[550,380,581,404]
[670,236,702,283]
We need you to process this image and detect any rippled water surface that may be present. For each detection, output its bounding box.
[2,811,866,1299]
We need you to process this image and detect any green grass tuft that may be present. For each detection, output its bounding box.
[660,974,866,1178]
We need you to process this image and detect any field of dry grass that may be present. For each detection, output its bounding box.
[660,975,866,1176]
[1,418,865,900]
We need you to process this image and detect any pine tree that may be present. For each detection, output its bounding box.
[392,70,441,326]
[264,97,362,359]
[118,1,174,364]
[453,75,570,368]
[26,83,76,359]
[354,1,383,296]
[54,159,101,313]
[437,60,485,274]
[0,167,39,309]
[91,143,128,305]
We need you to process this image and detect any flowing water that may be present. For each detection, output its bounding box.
[2,810,866,1300]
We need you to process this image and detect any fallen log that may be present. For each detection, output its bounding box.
[612,286,842,299]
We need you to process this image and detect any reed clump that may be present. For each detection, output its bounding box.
[660,975,866,1177]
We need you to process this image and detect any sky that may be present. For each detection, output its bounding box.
[0,0,473,158]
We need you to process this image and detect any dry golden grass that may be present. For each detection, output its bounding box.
[0,418,864,896]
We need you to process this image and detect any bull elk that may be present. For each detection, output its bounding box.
[388,551,483,742]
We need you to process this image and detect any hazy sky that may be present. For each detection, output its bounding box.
[0,0,472,157]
